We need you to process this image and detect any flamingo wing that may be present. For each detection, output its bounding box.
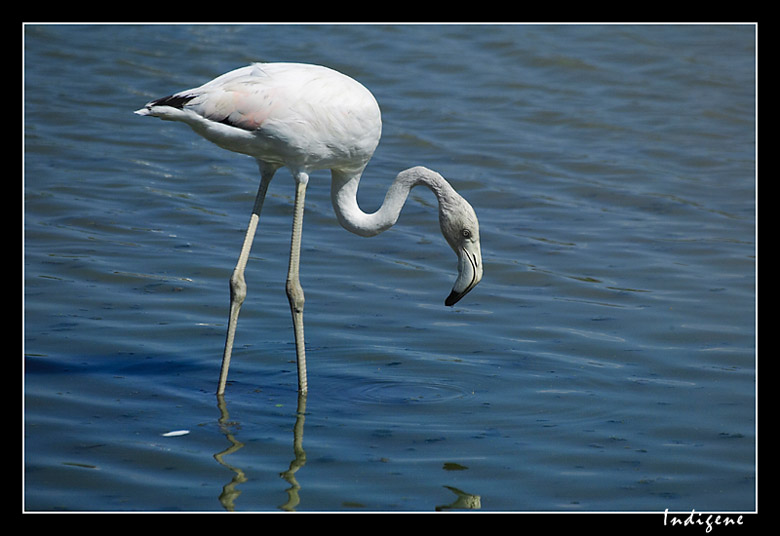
[146,64,283,131]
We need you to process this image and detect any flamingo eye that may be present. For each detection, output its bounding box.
[462,229,472,239]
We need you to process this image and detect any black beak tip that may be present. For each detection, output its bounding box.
[445,290,461,307]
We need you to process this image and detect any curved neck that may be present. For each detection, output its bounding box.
[330,166,456,237]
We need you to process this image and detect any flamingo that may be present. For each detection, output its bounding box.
[135,62,483,395]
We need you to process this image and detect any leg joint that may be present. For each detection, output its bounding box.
[229,271,247,305]
[286,278,305,313]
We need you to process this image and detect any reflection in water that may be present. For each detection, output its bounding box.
[214,392,308,512]
[215,392,480,511]
[279,393,308,511]
[435,486,482,511]
[214,394,247,511]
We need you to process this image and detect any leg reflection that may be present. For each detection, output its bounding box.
[214,394,247,511]
[279,392,308,511]
[214,392,309,512]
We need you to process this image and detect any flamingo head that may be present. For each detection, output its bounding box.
[439,195,483,306]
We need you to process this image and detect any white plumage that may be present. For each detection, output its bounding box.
[138,63,381,170]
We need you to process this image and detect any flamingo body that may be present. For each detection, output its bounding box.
[138,63,381,174]
[136,62,483,395]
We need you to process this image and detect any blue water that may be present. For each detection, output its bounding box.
[24,24,756,512]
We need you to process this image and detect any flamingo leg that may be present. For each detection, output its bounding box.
[286,173,309,393]
[217,163,276,395]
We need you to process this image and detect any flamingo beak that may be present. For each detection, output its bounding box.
[445,241,482,306]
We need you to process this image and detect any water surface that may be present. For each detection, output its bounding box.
[24,24,756,512]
